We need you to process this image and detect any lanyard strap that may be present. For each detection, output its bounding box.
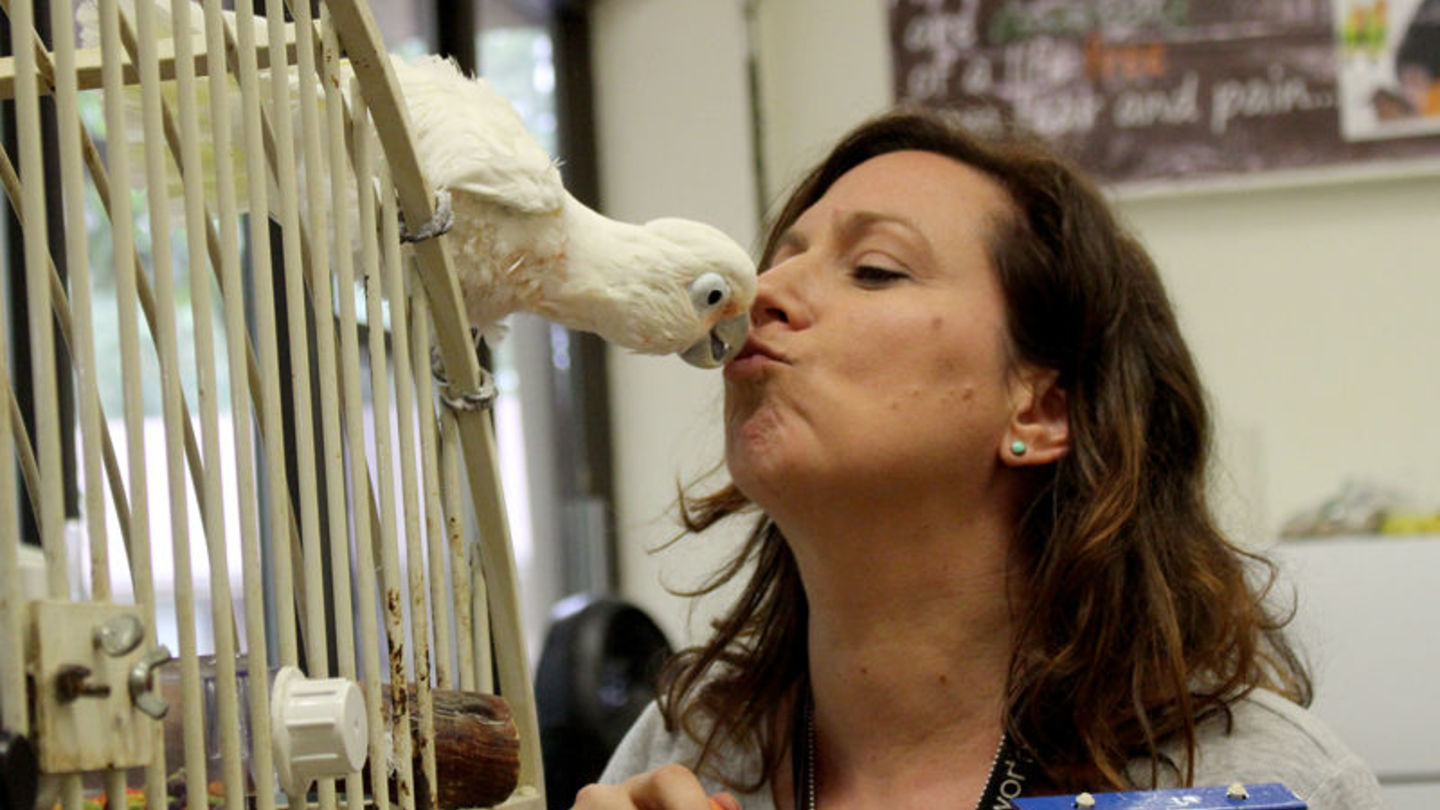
[791,689,810,810]
[975,734,1038,810]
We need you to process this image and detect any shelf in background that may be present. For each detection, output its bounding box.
[1268,534,1440,807]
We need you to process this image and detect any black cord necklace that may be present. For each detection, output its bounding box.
[791,688,1035,810]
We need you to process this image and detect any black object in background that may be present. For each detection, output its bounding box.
[535,595,673,809]
[0,730,38,810]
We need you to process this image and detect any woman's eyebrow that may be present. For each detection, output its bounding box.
[772,209,932,263]
[841,209,921,233]
[837,210,933,261]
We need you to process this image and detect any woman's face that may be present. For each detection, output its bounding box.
[723,150,1024,512]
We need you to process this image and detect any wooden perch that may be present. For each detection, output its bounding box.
[381,687,520,810]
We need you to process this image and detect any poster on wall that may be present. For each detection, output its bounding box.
[888,0,1440,189]
[1335,0,1440,140]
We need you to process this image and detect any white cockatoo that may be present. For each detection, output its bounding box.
[80,2,756,376]
[391,55,754,370]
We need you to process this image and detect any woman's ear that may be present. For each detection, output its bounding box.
[1002,368,1069,466]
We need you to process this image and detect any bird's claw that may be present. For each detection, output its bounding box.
[430,340,452,385]
[430,326,483,382]
[400,188,454,244]
[438,370,497,412]
[432,326,495,411]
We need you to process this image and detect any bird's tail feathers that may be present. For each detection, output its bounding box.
[477,320,510,350]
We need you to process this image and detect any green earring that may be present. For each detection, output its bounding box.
[1010,440,1028,456]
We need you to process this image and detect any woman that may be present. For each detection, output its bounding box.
[575,110,1385,810]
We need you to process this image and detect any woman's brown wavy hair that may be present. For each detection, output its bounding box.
[656,108,1311,794]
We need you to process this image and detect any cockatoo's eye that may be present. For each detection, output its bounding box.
[689,273,730,313]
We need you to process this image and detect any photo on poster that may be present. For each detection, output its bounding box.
[1335,0,1440,140]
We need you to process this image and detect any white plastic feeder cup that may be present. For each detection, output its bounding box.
[270,666,369,796]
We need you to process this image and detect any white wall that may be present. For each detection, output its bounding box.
[1115,178,1440,547]
[749,0,894,209]
[590,0,759,647]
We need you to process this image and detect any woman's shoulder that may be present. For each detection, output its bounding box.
[1141,688,1386,809]
[598,701,775,807]
[599,702,703,783]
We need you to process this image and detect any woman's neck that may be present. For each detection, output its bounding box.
[788,504,1023,808]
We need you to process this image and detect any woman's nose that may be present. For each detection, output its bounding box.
[751,258,810,329]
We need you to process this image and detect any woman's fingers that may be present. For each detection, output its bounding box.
[627,764,714,809]
[571,764,729,810]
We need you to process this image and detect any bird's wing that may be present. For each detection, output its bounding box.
[393,55,565,216]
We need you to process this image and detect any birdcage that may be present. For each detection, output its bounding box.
[0,1,543,809]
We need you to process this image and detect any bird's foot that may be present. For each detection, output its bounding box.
[438,370,497,412]
[400,188,454,244]
[430,326,483,380]
[432,326,495,411]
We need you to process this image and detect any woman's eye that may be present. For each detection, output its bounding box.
[852,265,907,286]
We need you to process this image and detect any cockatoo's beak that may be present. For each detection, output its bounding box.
[680,313,749,369]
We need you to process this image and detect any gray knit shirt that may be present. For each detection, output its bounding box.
[599,689,1387,809]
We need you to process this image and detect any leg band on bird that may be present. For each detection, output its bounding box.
[433,325,497,411]
[400,187,455,243]
[439,384,497,412]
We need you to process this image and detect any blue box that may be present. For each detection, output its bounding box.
[1013,783,1305,810]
